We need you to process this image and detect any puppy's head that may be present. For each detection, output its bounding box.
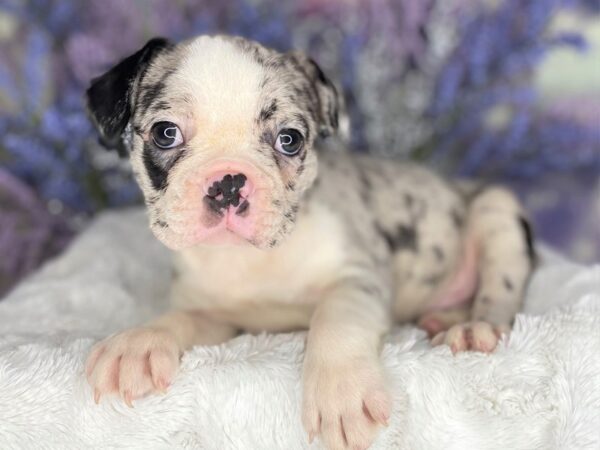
[87,35,346,250]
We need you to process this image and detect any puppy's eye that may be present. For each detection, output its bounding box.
[151,122,183,149]
[274,129,303,156]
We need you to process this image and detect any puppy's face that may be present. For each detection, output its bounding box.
[87,36,344,250]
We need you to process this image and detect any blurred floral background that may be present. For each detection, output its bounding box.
[0,0,599,296]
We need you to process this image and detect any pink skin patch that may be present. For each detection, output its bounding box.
[427,237,479,313]
[164,160,274,248]
[418,316,445,338]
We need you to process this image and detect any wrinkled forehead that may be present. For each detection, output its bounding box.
[135,37,266,128]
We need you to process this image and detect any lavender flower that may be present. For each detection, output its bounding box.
[0,0,598,292]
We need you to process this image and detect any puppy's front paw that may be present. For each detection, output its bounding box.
[431,321,509,353]
[85,327,181,406]
[302,359,391,450]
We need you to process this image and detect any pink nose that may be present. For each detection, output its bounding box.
[203,171,254,215]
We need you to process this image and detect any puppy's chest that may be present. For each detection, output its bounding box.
[173,203,348,310]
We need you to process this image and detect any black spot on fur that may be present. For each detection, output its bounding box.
[432,245,445,262]
[142,142,188,191]
[271,155,283,171]
[286,181,296,191]
[143,143,169,191]
[299,146,308,162]
[309,58,328,84]
[150,100,171,112]
[259,132,275,150]
[451,209,464,229]
[503,276,514,291]
[376,224,418,253]
[137,67,177,116]
[358,168,372,204]
[291,113,311,143]
[518,216,535,262]
[146,196,158,205]
[284,210,294,221]
[154,219,168,228]
[139,81,166,114]
[259,100,278,122]
[422,272,444,286]
[480,296,492,304]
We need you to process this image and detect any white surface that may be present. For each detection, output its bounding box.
[0,209,599,449]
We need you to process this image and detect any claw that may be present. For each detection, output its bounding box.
[94,389,101,405]
[123,390,134,408]
[154,377,169,393]
[308,431,315,444]
[378,415,390,427]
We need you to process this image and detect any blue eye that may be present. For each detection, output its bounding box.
[151,121,183,149]
[275,129,303,156]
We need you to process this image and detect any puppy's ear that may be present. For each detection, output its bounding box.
[287,51,349,141]
[86,37,172,154]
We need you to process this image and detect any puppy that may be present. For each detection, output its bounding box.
[85,35,535,450]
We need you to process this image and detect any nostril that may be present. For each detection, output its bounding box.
[207,181,222,198]
[232,173,247,189]
[236,199,250,216]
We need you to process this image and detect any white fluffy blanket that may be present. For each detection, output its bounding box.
[1,209,599,450]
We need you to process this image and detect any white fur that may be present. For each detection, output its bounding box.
[179,36,263,127]
[172,202,348,324]
[1,209,599,449]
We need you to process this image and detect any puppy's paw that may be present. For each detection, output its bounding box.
[85,327,181,406]
[302,358,391,450]
[431,321,509,353]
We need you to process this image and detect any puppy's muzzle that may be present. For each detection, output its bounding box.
[204,172,252,217]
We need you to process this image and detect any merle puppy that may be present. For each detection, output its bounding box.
[85,35,534,450]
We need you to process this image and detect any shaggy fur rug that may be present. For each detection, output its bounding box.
[0,209,599,449]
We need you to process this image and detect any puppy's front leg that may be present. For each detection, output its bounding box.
[303,280,392,450]
[86,310,236,405]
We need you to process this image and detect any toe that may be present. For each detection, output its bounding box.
[363,390,391,426]
[90,351,121,395]
[148,348,178,391]
[471,322,499,353]
[320,415,346,450]
[118,353,154,402]
[342,413,375,450]
[445,324,468,353]
[302,399,321,442]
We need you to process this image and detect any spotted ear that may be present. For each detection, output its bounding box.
[86,37,172,155]
[287,51,349,141]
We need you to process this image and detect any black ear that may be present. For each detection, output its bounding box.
[86,37,172,154]
[287,51,349,140]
